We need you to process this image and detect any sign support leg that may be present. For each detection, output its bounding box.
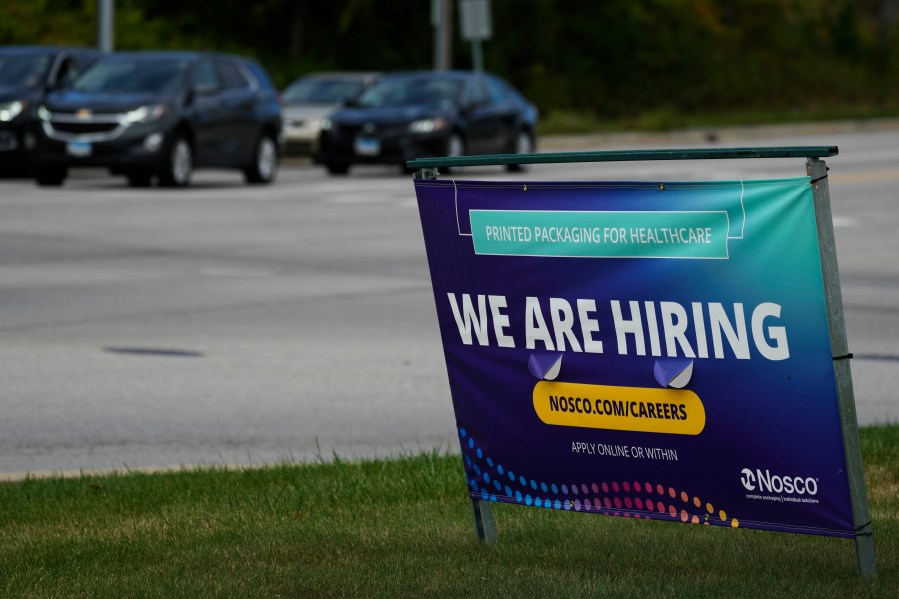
[807,157,876,579]
[471,498,496,544]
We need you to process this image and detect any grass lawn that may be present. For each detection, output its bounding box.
[1,426,897,598]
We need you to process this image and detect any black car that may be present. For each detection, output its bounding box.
[0,46,99,174]
[316,70,537,175]
[35,51,282,187]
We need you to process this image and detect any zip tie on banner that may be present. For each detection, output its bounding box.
[809,174,828,185]
[833,353,854,361]
[855,520,874,536]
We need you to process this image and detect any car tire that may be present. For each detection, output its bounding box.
[35,166,67,187]
[506,130,534,172]
[158,134,193,187]
[244,133,279,184]
[326,162,350,176]
[440,133,465,174]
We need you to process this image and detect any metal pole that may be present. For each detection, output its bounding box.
[471,498,496,544]
[432,0,442,70]
[432,0,453,70]
[807,157,876,579]
[471,39,483,72]
[97,0,114,52]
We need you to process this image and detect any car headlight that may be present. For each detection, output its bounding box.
[0,100,26,122]
[320,118,332,131]
[123,104,167,124]
[37,105,52,121]
[409,117,447,134]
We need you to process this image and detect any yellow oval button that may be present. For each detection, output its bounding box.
[533,381,705,435]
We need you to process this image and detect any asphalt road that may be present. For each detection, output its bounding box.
[2,123,898,477]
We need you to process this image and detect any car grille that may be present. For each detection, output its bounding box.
[42,114,125,142]
[333,124,361,137]
[333,123,408,138]
[50,122,119,135]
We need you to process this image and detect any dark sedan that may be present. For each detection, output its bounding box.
[34,51,282,187]
[316,71,537,175]
[0,46,99,175]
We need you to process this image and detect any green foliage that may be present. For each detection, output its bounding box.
[2,1,899,125]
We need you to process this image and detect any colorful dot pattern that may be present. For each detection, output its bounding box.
[459,426,739,529]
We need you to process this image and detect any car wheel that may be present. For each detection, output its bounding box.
[158,134,193,187]
[35,166,67,187]
[244,133,279,184]
[440,133,465,174]
[507,130,534,172]
[326,162,350,176]
[447,133,464,157]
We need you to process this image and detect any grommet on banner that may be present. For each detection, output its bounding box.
[658,183,665,191]
[523,184,528,192]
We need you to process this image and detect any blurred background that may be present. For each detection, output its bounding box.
[3,0,899,134]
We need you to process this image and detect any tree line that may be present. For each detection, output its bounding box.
[3,0,899,125]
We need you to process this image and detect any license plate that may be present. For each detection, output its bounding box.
[354,136,380,156]
[66,141,92,157]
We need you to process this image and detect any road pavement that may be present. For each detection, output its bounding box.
[1,121,898,479]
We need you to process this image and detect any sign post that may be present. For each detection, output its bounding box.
[410,147,876,578]
[807,157,875,577]
[459,0,492,72]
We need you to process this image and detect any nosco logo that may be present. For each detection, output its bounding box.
[740,468,756,490]
[740,468,819,495]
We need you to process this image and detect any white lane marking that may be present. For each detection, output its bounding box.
[832,216,859,227]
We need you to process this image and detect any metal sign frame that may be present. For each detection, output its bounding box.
[408,146,875,578]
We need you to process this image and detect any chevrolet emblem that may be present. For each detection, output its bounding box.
[75,108,92,119]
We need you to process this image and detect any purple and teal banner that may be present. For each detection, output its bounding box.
[414,177,854,537]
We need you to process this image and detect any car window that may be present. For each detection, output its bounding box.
[283,78,367,104]
[461,78,490,106]
[73,58,190,94]
[54,57,79,88]
[217,60,252,90]
[484,76,509,103]
[193,60,220,94]
[0,54,50,88]
[357,77,461,108]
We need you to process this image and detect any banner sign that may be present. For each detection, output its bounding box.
[414,177,855,537]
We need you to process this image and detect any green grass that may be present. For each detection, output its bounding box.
[1,427,897,598]
[539,106,899,135]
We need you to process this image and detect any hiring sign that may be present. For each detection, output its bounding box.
[415,177,855,537]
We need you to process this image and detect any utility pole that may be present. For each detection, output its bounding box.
[432,0,453,70]
[97,0,114,52]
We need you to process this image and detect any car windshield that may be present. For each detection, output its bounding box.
[0,54,51,88]
[283,78,366,104]
[355,77,461,108]
[72,58,190,94]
